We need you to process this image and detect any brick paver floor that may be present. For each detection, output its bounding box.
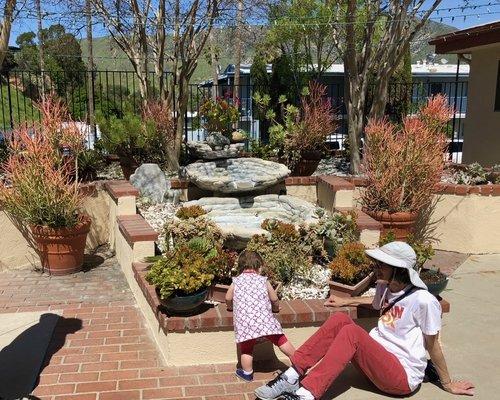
[0,248,276,400]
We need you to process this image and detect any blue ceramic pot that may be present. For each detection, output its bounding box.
[159,288,208,315]
[421,270,449,296]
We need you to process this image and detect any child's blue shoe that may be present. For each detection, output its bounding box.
[236,368,254,382]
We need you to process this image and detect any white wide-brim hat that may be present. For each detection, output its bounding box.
[365,241,428,290]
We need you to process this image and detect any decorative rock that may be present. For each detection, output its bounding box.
[186,141,244,160]
[205,132,230,148]
[184,195,319,249]
[185,158,290,193]
[130,163,170,203]
[231,130,246,143]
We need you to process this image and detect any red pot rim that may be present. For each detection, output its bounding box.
[363,208,418,222]
[31,215,91,236]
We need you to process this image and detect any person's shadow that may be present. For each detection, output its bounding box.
[0,314,82,400]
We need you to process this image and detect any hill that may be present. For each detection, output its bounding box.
[80,20,457,84]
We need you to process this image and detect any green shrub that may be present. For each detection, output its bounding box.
[164,216,224,251]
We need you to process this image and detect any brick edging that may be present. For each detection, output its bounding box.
[117,215,158,246]
[104,180,139,200]
[133,262,449,334]
[317,175,355,191]
[284,176,318,186]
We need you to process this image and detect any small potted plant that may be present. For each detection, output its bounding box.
[361,95,452,240]
[199,94,240,140]
[146,237,221,314]
[253,82,336,175]
[328,242,374,297]
[0,96,91,275]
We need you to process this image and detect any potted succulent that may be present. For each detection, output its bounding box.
[419,268,449,296]
[0,96,91,275]
[145,237,235,314]
[253,82,336,176]
[312,208,358,259]
[361,95,452,240]
[199,94,240,140]
[97,100,176,179]
[328,242,374,298]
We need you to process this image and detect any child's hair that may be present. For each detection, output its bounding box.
[237,250,264,273]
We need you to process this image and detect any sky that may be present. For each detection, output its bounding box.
[8,0,500,45]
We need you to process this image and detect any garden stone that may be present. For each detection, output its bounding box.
[184,195,319,249]
[185,158,290,194]
[205,132,230,148]
[130,163,170,203]
[186,141,245,160]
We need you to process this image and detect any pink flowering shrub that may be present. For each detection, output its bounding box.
[361,95,452,213]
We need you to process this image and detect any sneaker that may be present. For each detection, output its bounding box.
[254,372,299,400]
[235,368,254,382]
[280,393,301,400]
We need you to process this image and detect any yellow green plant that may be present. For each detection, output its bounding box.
[328,242,372,285]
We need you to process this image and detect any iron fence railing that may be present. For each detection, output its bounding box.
[0,69,467,163]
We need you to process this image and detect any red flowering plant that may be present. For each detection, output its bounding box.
[361,95,452,213]
[199,92,240,139]
[0,95,88,228]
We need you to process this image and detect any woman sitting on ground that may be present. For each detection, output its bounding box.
[254,241,475,400]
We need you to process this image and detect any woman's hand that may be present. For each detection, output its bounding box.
[324,294,351,308]
[442,380,475,396]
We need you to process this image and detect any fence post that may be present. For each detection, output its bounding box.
[6,72,14,129]
[450,59,460,159]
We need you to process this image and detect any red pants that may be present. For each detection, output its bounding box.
[239,334,288,355]
[290,313,411,399]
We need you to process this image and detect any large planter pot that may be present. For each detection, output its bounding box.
[420,269,449,296]
[290,150,322,176]
[118,157,139,180]
[363,209,418,241]
[31,216,91,276]
[328,272,375,298]
[159,287,209,315]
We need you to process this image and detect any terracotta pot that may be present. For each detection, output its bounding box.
[31,216,91,276]
[328,272,375,298]
[290,150,322,176]
[363,209,418,241]
[118,157,139,180]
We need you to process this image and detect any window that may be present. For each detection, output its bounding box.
[495,60,500,111]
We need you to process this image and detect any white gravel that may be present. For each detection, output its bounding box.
[281,264,331,300]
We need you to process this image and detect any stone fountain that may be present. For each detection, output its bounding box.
[184,134,319,249]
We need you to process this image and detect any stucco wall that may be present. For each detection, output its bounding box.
[462,43,500,166]
[430,193,500,254]
[0,183,112,271]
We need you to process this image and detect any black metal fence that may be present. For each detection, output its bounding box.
[0,69,467,163]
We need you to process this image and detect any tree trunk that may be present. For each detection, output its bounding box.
[167,76,189,172]
[35,0,47,96]
[85,0,96,140]
[369,74,390,121]
[345,76,366,175]
[0,0,16,69]
[209,30,219,100]
[232,0,244,128]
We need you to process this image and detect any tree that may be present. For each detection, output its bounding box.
[0,0,17,70]
[265,0,340,82]
[15,25,87,96]
[332,0,442,174]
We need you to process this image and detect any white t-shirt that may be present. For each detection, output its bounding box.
[369,282,442,391]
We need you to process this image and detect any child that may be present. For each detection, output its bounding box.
[226,250,296,382]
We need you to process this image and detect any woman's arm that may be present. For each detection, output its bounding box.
[424,334,475,395]
[266,281,280,313]
[324,293,374,307]
[225,283,234,311]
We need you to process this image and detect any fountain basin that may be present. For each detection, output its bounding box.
[184,195,319,249]
[185,158,290,194]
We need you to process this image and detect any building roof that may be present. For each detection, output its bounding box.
[429,21,500,54]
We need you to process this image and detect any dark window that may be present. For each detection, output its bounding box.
[495,60,500,111]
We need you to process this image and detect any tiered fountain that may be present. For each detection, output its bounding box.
[184,133,319,249]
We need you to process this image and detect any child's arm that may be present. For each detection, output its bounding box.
[266,281,280,313]
[225,283,234,311]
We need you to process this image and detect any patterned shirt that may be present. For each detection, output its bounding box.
[232,272,283,343]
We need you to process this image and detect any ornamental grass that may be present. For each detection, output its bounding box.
[361,95,452,213]
[0,95,86,228]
